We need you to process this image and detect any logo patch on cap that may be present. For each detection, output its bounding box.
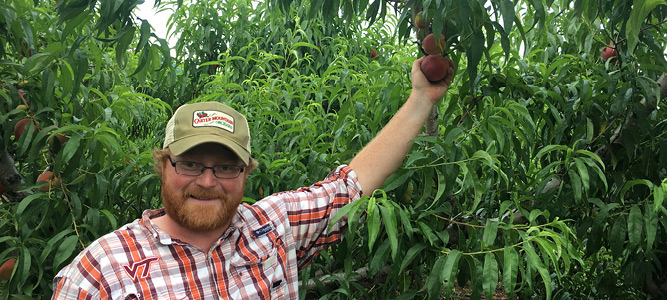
[192,110,235,133]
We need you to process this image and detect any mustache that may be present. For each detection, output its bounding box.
[182,187,228,200]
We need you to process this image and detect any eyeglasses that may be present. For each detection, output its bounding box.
[168,157,245,179]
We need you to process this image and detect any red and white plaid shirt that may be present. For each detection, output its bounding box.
[52,165,363,299]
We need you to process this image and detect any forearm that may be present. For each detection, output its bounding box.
[349,56,454,194]
[349,92,434,193]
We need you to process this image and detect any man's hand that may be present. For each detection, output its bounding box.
[411,56,455,105]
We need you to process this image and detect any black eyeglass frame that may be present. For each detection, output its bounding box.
[167,157,245,179]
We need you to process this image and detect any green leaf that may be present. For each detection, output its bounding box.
[418,221,439,247]
[628,205,643,248]
[399,243,427,275]
[568,171,582,204]
[427,254,448,300]
[18,246,31,290]
[471,150,494,168]
[367,197,380,250]
[54,235,79,270]
[574,157,589,193]
[41,67,56,103]
[503,247,519,295]
[327,196,368,234]
[369,239,390,276]
[426,168,446,210]
[365,0,381,26]
[396,204,414,240]
[382,169,414,192]
[535,144,568,160]
[40,229,74,264]
[378,203,398,261]
[500,0,515,34]
[61,133,83,164]
[620,179,654,204]
[645,205,658,251]
[654,185,665,214]
[482,219,498,248]
[580,155,608,191]
[574,149,605,170]
[22,52,57,76]
[483,252,499,298]
[15,193,42,220]
[135,19,151,54]
[524,243,552,300]
[440,250,462,296]
[99,209,118,229]
[610,216,627,259]
[465,29,485,92]
[626,0,666,54]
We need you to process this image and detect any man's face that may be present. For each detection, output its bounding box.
[160,143,248,232]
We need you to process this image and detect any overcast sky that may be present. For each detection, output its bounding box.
[135,0,176,46]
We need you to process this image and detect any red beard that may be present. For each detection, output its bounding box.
[161,182,241,232]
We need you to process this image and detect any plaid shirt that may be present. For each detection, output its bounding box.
[52,165,363,299]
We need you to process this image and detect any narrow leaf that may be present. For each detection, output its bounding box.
[482,219,499,248]
[54,235,78,270]
[399,243,427,275]
[628,205,643,248]
[610,216,627,259]
[427,254,448,300]
[483,253,499,298]
[503,247,519,295]
[367,198,380,250]
[441,250,462,296]
[378,204,398,260]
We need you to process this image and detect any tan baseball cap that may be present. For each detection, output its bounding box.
[163,101,251,165]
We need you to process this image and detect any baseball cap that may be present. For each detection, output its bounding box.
[163,101,251,165]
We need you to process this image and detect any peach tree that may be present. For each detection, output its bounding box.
[0,0,665,299]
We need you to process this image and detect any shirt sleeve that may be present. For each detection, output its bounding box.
[280,165,363,269]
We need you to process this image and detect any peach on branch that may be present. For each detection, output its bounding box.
[602,42,617,63]
[46,126,69,146]
[13,118,32,140]
[37,171,59,192]
[422,33,446,55]
[420,55,453,83]
[414,11,429,29]
[0,258,15,280]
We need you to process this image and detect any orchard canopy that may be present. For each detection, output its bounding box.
[0,0,666,298]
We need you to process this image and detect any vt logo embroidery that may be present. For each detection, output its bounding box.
[123,257,159,281]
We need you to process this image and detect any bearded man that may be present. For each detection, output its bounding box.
[52,57,455,299]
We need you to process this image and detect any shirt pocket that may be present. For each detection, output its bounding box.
[230,237,286,299]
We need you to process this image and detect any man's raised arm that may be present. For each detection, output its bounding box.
[349,56,455,193]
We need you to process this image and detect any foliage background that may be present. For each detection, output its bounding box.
[0,0,665,298]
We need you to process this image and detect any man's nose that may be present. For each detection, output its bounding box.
[195,168,218,187]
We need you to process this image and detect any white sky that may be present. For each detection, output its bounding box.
[135,0,176,46]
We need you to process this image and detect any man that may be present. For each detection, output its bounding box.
[52,57,455,299]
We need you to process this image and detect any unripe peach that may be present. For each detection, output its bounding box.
[422,33,446,55]
[420,55,452,83]
[414,11,429,29]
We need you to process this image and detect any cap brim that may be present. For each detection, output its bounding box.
[167,135,250,165]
